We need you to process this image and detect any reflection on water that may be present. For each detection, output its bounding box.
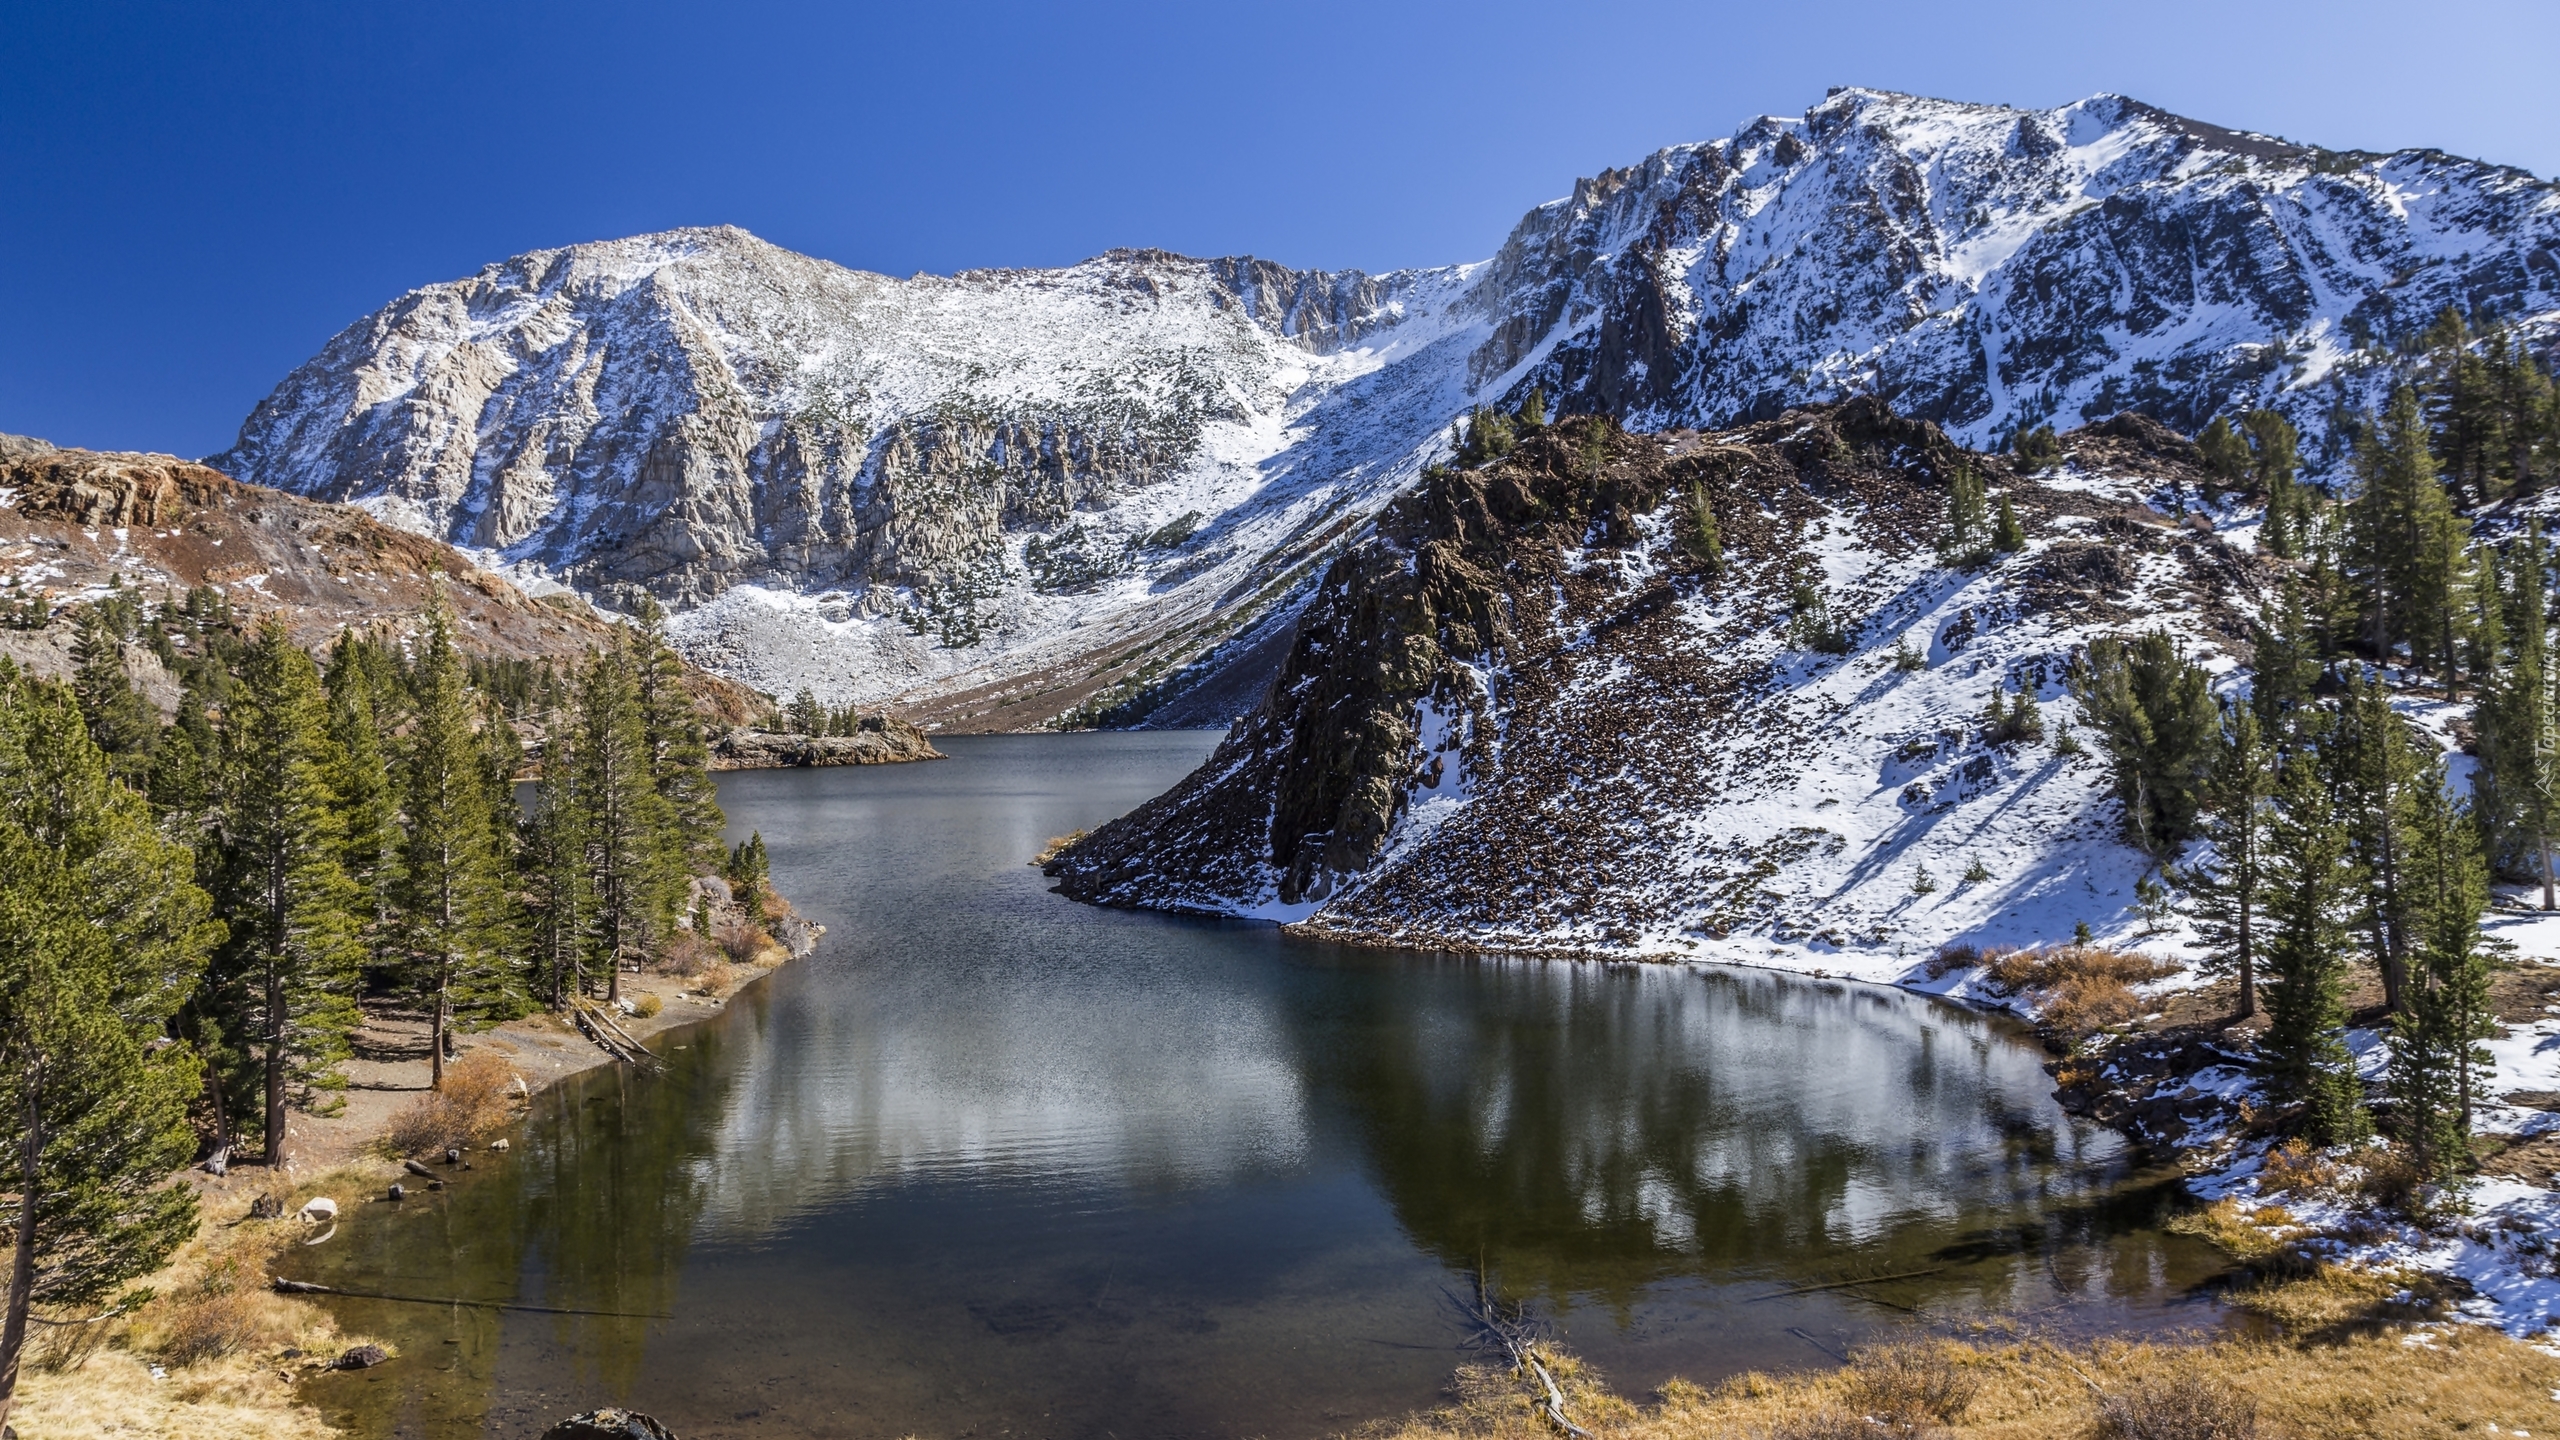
[295,733,2226,1440]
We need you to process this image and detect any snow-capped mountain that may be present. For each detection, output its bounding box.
[1503,89,2560,459]
[214,88,2560,720]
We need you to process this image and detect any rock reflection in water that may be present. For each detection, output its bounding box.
[291,734,2222,1440]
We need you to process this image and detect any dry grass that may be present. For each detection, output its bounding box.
[1981,944,2182,1040]
[1033,830,1089,865]
[1356,1325,2560,1440]
[2163,1196,2468,1332]
[16,1163,395,1440]
[377,1050,520,1158]
[632,992,664,1019]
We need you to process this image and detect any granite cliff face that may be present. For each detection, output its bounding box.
[214,89,2560,722]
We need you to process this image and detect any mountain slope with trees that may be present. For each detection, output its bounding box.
[1054,301,2560,1333]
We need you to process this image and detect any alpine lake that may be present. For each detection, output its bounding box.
[285,732,2231,1440]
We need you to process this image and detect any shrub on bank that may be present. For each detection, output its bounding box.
[1981,944,2180,1039]
[380,1052,518,1157]
[2094,1371,2260,1439]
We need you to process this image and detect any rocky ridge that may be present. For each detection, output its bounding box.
[1047,400,2271,974]
[0,435,762,721]
[709,719,941,770]
[212,89,2560,724]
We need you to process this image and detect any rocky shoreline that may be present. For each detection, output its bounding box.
[709,719,941,770]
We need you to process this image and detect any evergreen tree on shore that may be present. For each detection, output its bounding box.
[522,695,591,1009]
[2476,523,2560,907]
[2187,703,2275,1019]
[2391,751,2495,1178]
[0,671,218,1431]
[2326,673,2419,1014]
[324,633,403,988]
[635,601,725,878]
[398,609,518,1086]
[2258,753,2370,1146]
[211,623,366,1165]
[578,635,675,1004]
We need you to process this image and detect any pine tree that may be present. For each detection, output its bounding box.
[2391,752,2495,1178]
[2068,631,2216,852]
[727,831,770,917]
[323,633,402,989]
[1938,463,1991,566]
[146,677,219,823]
[2432,320,2506,506]
[2326,672,2420,1014]
[789,686,823,737]
[2488,331,2553,495]
[2466,543,2507,687]
[71,605,157,782]
[523,696,591,1009]
[2258,752,2370,1146]
[2248,583,2323,741]
[2013,423,2062,471]
[397,608,517,1088]
[2186,702,2276,1019]
[2349,387,2465,681]
[2478,523,2560,907]
[578,639,675,1004]
[633,602,725,876]
[1517,387,1547,427]
[1992,493,2026,553]
[2198,416,2252,493]
[212,622,366,1165]
[2244,409,2300,494]
[1679,483,1723,574]
[0,672,218,1430]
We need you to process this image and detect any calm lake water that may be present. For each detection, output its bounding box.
[294,732,2226,1440]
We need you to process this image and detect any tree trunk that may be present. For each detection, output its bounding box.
[0,1069,45,1434]
[2236,892,2257,1021]
[432,868,454,1090]
[2444,608,2461,700]
[265,962,289,1169]
[2377,797,2408,1015]
[430,972,448,1091]
[2542,832,2555,912]
[201,1057,230,1159]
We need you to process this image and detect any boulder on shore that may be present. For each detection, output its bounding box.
[541,1410,679,1440]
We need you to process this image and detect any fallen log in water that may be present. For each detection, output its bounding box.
[571,1002,662,1070]
[271,1277,671,1320]
[1747,1266,1945,1301]
[1451,1271,1590,1438]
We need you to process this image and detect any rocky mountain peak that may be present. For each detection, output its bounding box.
[212,91,2560,722]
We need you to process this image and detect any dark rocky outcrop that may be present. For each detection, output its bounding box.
[1050,403,2277,955]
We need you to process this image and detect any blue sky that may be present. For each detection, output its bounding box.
[4,0,2555,458]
